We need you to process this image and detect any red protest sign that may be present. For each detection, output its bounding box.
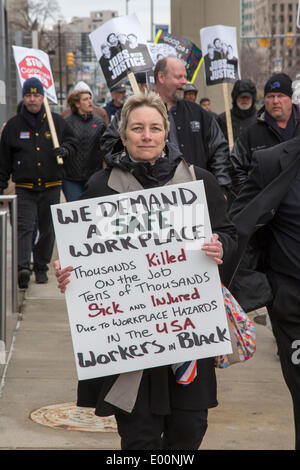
[18,55,53,89]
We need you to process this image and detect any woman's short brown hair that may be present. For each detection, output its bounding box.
[67,90,91,114]
[118,91,170,138]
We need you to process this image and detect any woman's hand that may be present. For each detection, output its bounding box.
[53,260,73,293]
[201,233,223,265]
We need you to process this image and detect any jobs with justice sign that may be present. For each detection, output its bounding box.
[200,25,240,86]
[51,181,232,381]
[89,13,154,90]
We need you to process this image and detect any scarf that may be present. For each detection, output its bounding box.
[264,109,295,142]
[20,104,46,131]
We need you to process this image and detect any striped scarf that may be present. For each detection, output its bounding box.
[172,360,197,385]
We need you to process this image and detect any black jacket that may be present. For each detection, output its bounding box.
[103,100,123,122]
[230,104,300,194]
[224,135,300,312]
[64,112,106,182]
[76,144,237,416]
[0,106,77,191]
[169,100,232,190]
[217,79,257,142]
[100,100,232,191]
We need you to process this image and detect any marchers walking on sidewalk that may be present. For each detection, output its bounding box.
[0,77,77,289]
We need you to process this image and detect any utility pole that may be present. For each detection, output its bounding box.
[150,0,154,41]
[0,0,7,127]
[58,21,63,106]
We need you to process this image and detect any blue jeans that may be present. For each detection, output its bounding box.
[62,180,86,202]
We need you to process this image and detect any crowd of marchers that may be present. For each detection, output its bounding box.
[1,57,300,451]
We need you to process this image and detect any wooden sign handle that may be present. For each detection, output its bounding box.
[222,82,234,152]
[43,96,64,165]
[127,72,140,95]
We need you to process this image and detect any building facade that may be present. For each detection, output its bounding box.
[171,0,241,113]
[242,0,300,79]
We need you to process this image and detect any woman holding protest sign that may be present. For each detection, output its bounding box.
[54,91,237,450]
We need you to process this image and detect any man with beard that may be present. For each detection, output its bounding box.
[100,57,232,195]
[217,79,257,143]
[104,83,127,122]
[154,56,232,195]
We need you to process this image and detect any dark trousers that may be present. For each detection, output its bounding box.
[62,179,86,202]
[267,270,300,450]
[114,374,208,450]
[16,187,61,272]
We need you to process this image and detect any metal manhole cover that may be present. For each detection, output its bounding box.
[30,402,117,432]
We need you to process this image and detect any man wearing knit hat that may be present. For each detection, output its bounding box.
[0,77,77,289]
[230,73,300,195]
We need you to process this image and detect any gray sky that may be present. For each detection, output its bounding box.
[57,0,170,40]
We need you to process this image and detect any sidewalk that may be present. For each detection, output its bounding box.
[0,244,295,450]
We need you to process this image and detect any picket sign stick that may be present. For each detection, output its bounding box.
[127,72,140,95]
[222,82,234,151]
[43,96,64,165]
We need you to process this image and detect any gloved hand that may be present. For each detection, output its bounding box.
[52,146,68,160]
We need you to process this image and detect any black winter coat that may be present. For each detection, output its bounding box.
[230,104,300,194]
[169,100,232,190]
[217,79,257,143]
[64,112,106,182]
[223,135,300,312]
[103,100,123,122]
[100,100,232,191]
[0,106,77,191]
[76,144,237,417]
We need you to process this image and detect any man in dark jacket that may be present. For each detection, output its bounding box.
[100,57,232,195]
[217,79,257,143]
[154,56,232,195]
[104,83,127,122]
[0,77,76,289]
[226,135,300,450]
[230,73,300,195]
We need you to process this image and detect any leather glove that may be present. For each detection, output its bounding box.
[52,146,68,160]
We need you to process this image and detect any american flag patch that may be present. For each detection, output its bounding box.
[19,131,30,139]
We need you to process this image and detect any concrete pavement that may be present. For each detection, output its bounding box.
[0,237,295,450]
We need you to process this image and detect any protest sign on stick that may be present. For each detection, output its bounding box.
[89,14,154,92]
[222,83,234,150]
[51,180,232,381]
[12,45,63,164]
[200,25,240,150]
[154,31,202,83]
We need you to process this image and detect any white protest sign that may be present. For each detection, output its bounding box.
[12,45,57,103]
[89,14,154,90]
[148,42,177,65]
[200,25,240,86]
[51,180,232,381]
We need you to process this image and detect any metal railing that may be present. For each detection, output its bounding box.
[0,195,18,314]
[0,210,7,363]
